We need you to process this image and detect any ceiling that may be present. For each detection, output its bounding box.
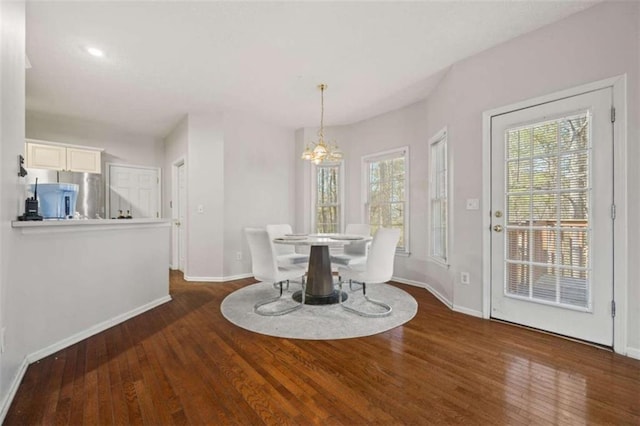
[25,1,599,139]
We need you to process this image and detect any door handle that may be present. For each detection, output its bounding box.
[175,221,181,227]
[493,225,503,232]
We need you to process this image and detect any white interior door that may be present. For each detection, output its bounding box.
[108,164,160,219]
[177,162,187,271]
[490,88,614,346]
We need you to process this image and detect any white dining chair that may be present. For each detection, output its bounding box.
[245,228,306,316]
[337,227,400,317]
[330,223,371,266]
[331,223,371,290]
[266,224,309,267]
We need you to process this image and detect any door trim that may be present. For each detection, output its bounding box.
[171,157,186,271]
[481,75,628,354]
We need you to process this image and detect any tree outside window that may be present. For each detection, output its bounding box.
[364,148,408,252]
[315,164,341,233]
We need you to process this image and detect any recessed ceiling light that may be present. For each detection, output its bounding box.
[86,47,104,57]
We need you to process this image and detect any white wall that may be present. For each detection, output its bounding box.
[0,0,27,416]
[163,111,296,280]
[223,112,296,278]
[343,103,435,287]
[26,111,164,169]
[184,114,225,280]
[10,223,170,361]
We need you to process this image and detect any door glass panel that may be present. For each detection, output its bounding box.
[559,267,589,307]
[532,229,557,264]
[560,152,589,189]
[533,122,558,156]
[507,159,531,192]
[507,262,529,297]
[532,156,558,190]
[507,194,530,224]
[559,229,588,269]
[560,115,589,151]
[531,265,557,302]
[503,111,591,310]
[507,229,529,262]
[560,192,589,221]
[507,128,533,159]
[532,193,557,222]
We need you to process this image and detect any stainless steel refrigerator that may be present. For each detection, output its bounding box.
[26,169,105,219]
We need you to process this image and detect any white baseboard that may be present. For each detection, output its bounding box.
[391,276,453,308]
[424,283,453,309]
[453,304,484,318]
[391,276,424,288]
[27,295,172,364]
[184,273,253,282]
[0,357,29,424]
[626,346,640,360]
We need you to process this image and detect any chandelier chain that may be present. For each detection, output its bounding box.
[319,84,325,139]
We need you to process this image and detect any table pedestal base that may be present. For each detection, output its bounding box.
[299,245,349,305]
[292,290,348,305]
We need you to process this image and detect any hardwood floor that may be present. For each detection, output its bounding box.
[5,270,640,425]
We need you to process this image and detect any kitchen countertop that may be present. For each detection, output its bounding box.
[12,218,171,234]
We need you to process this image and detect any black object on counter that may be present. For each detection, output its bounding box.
[18,177,43,221]
[64,195,71,218]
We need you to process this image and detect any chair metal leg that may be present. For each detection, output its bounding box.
[340,280,392,318]
[337,275,362,292]
[254,279,304,316]
[349,280,363,292]
[272,280,290,291]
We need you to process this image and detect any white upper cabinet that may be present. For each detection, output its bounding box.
[26,142,66,170]
[66,147,101,173]
[26,139,102,173]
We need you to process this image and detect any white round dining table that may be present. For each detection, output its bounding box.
[273,234,371,305]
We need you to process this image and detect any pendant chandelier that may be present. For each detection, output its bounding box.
[301,84,343,164]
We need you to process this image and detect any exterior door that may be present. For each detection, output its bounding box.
[490,88,614,346]
[107,164,160,219]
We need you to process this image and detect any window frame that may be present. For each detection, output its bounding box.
[361,146,410,255]
[428,127,449,266]
[311,161,345,234]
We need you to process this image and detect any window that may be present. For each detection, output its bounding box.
[313,163,342,233]
[363,147,409,253]
[429,129,448,264]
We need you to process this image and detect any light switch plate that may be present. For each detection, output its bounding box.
[466,198,479,210]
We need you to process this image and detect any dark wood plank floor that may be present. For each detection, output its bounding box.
[5,270,640,425]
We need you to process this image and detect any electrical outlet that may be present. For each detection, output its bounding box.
[460,272,470,285]
[236,252,242,261]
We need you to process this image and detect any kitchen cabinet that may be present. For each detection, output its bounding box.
[66,146,102,173]
[26,139,102,173]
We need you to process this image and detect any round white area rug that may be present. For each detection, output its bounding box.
[221,281,418,340]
